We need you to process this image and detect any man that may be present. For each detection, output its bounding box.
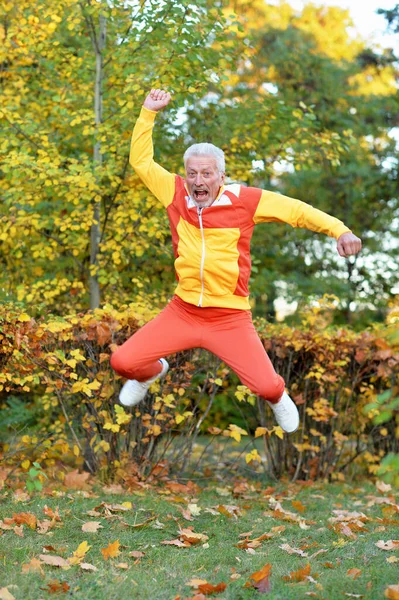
[110,88,362,434]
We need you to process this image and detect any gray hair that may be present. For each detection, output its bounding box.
[184,143,225,173]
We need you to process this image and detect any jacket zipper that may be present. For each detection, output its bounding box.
[198,207,206,307]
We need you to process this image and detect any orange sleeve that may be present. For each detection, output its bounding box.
[129,107,175,208]
[254,190,351,239]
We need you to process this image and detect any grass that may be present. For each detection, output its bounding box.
[0,479,398,599]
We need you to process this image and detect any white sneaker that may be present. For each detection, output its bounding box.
[119,359,169,407]
[267,391,299,433]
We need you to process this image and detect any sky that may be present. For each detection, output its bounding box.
[281,0,398,50]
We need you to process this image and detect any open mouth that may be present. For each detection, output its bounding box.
[194,189,209,201]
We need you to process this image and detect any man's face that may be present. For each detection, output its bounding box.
[185,156,225,207]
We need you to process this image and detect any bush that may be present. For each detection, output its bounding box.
[0,299,397,486]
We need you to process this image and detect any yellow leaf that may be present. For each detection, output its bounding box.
[230,430,241,442]
[21,460,31,470]
[88,379,101,390]
[214,378,223,385]
[70,349,86,361]
[246,449,261,464]
[175,414,185,424]
[255,427,268,438]
[18,313,31,322]
[272,426,284,440]
[69,541,91,565]
[104,422,120,433]
[95,440,110,453]
[101,540,121,560]
[73,445,80,457]
[115,406,132,425]
[386,556,399,564]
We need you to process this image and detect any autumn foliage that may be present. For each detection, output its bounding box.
[0,298,397,488]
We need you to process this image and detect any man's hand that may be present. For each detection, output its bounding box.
[337,232,362,258]
[143,88,171,112]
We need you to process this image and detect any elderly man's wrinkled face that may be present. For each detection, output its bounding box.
[185,156,225,208]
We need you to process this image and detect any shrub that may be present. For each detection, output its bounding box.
[0,299,397,485]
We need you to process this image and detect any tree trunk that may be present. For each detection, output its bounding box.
[345,258,356,325]
[90,13,106,309]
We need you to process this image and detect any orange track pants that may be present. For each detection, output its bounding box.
[110,295,285,403]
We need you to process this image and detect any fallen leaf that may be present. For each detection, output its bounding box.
[347,568,362,580]
[161,538,189,547]
[101,540,121,560]
[40,580,70,594]
[116,563,129,569]
[179,507,194,521]
[179,528,209,545]
[64,469,91,490]
[94,502,131,514]
[21,557,44,575]
[151,519,165,529]
[13,490,30,502]
[217,505,242,519]
[39,554,70,569]
[80,563,98,571]
[187,578,209,588]
[12,512,37,530]
[279,543,308,557]
[376,481,392,494]
[385,584,399,599]
[387,556,399,564]
[283,563,311,582]
[68,541,91,565]
[330,510,369,523]
[245,563,272,593]
[0,588,15,600]
[42,545,58,553]
[239,530,254,538]
[102,484,125,494]
[292,500,306,513]
[187,504,201,516]
[376,540,399,551]
[13,525,24,537]
[43,506,61,521]
[129,551,145,559]
[37,520,54,534]
[82,521,103,533]
[197,582,227,595]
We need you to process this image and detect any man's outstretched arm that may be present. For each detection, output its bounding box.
[129,88,175,208]
[252,189,362,257]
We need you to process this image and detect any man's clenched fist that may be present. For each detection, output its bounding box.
[337,232,362,257]
[143,88,171,112]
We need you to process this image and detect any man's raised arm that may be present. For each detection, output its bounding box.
[129,89,175,208]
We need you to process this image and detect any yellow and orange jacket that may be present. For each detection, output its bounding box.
[130,107,351,310]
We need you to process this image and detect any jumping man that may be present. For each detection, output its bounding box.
[110,89,362,434]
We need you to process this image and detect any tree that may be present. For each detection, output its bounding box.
[182,1,399,323]
[0,0,236,313]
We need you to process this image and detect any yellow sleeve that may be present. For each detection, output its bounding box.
[129,107,176,208]
[254,190,351,239]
